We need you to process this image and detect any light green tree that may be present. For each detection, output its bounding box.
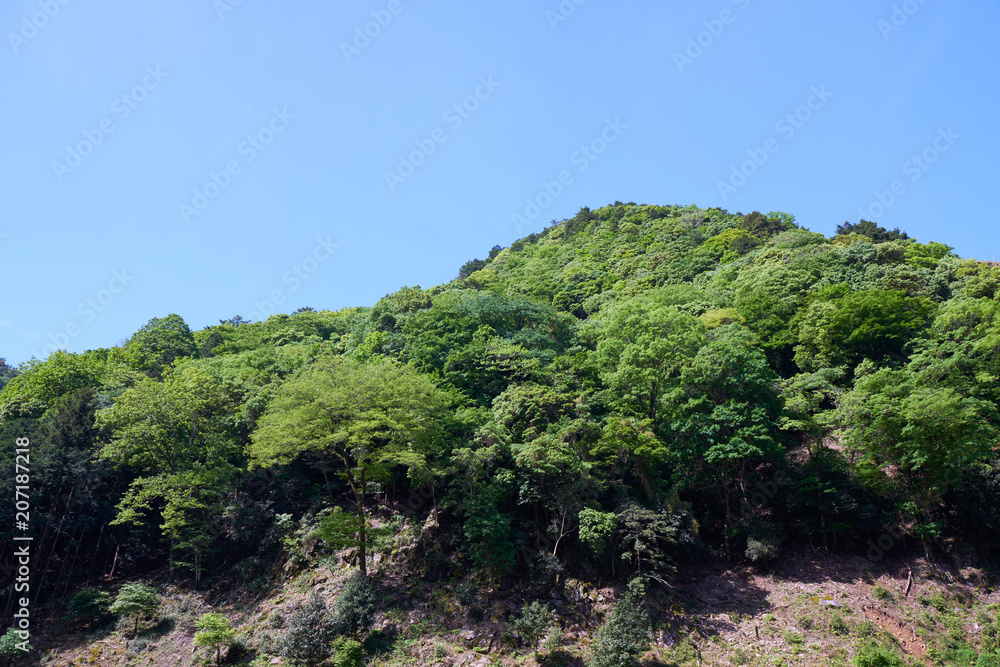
[250,356,451,576]
[194,613,236,665]
[109,582,160,635]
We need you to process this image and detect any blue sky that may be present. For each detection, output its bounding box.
[2,0,997,366]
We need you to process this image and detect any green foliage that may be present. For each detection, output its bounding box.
[0,350,105,420]
[109,582,160,634]
[836,220,909,242]
[0,627,26,656]
[279,593,337,666]
[853,645,904,667]
[330,636,364,667]
[331,572,378,639]
[68,587,113,626]
[0,358,18,392]
[588,589,650,667]
[194,613,236,665]
[596,299,705,431]
[251,356,451,575]
[118,314,198,378]
[579,508,617,558]
[514,601,555,654]
[793,288,934,372]
[615,502,698,578]
[6,200,1000,643]
[702,228,761,263]
[978,653,1000,667]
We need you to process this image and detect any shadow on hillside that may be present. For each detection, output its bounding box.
[537,651,584,666]
[672,565,770,638]
[767,543,925,587]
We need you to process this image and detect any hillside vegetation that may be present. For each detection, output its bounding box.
[2,203,1000,666]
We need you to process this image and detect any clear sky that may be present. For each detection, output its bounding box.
[2,0,997,366]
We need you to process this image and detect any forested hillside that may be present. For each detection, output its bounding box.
[3,202,1000,666]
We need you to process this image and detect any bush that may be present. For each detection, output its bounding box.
[194,612,236,665]
[0,628,26,656]
[588,589,649,667]
[330,637,364,667]
[513,601,555,654]
[67,588,113,626]
[109,582,160,635]
[279,593,337,666]
[872,585,894,602]
[331,572,378,639]
[854,645,904,667]
[978,654,1000,667]
[830,613,850,635]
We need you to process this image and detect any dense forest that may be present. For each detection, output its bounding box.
[3,203,1000,666]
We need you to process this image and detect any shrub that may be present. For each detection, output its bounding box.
[67,588,113,626]
[279,593,336,666]
[978,654,1000,667]
[830,613,850,635]
[854,645,904,667]
[0,628,26,656]
[873,585,894,602]
[331,572,378,639]
[330,637,364,667]
[194,612,236,665]
[588,589,649,667]
[513,601,555,655]
[109,582,160,635]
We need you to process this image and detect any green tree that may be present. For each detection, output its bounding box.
[194,613,236,665]
[588,588,650,667]
[835,220,909,242]
[331,572,378,639]
[250,356,451,576]
[0,627,27,659]
[0,350,105,420]
[67,588,113,627]
[97,365,240,581]
[596,299,705,432]
[279,593,336,667]
[330,637,364,667]
[514,601,555,656]
[109,582,160,635]
[118,314,198,378]
[670,328,783,558]
[793,289,934,372]
[841,364,998,552]
[579,508,617,559]
[0,358,17,392]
